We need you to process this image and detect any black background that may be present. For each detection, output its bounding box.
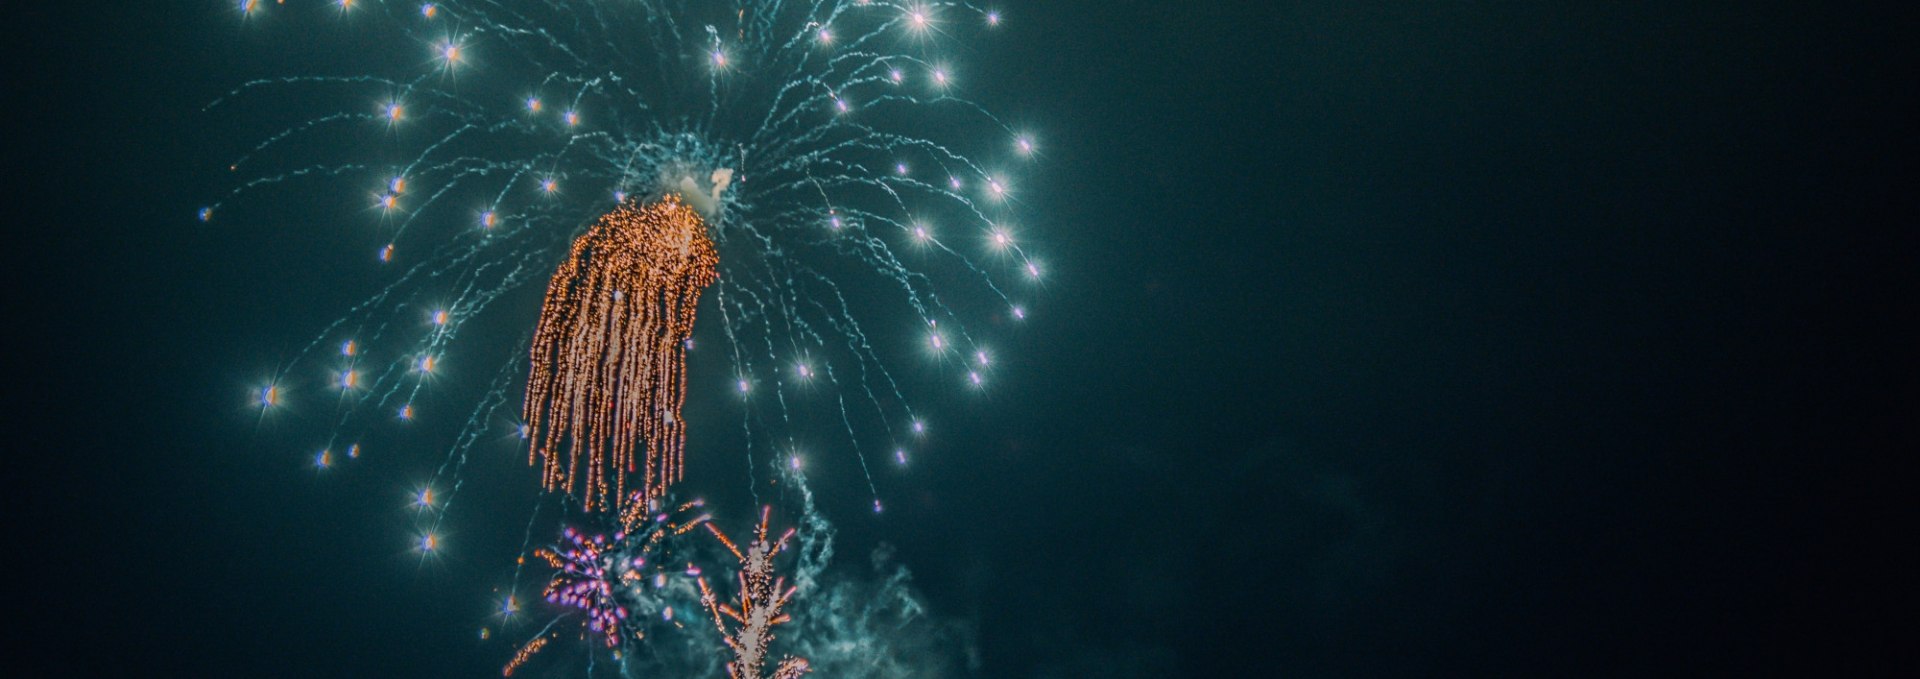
[12,2,1914,675]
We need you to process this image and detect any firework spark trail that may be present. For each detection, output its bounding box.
[503,632,551,677]
[700,506,810,679]
[525,195,719,512]
[415,346,528,544]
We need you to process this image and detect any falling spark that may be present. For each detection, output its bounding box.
[525,195,718,513]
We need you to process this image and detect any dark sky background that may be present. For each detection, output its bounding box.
[13,2,1912,676]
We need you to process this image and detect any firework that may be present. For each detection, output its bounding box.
[525,195,719,512]
[536,527,631,648]
[699,506,809,679]
[510,497,715,673]
[211,2,1039,669]
[213,2,1041,514]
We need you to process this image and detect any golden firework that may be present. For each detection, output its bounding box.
[525,194,719,513]
[501,635,549,677]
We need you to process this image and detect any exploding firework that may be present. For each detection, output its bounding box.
[700,507,809,679]
[526,195,719,512]
[538,527,641,648]
[213,0,1043,519]
[509,497,715,673]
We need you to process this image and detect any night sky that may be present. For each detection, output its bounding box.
[14,2,1912,676]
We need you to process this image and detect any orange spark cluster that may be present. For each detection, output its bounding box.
[502,636,549,677]
[525,194,719,513]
